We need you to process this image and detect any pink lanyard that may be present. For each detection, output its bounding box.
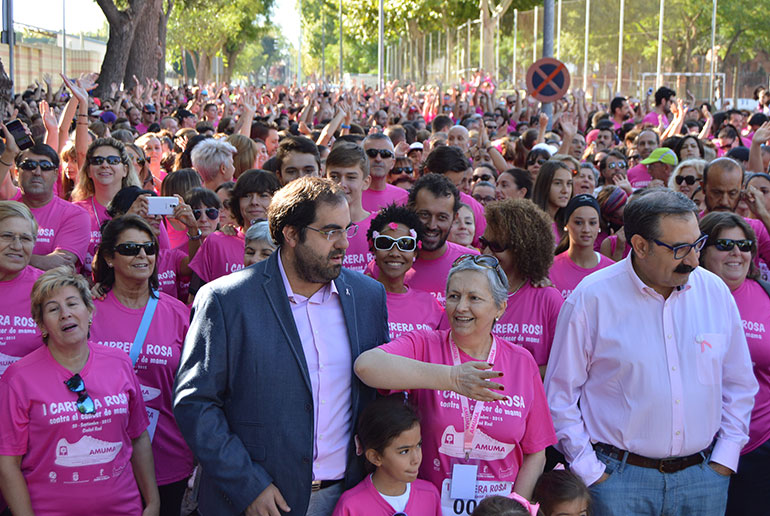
[449,336,498,460]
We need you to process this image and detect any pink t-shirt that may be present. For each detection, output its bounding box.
[344,213,375,272]
[642,111,669,128]
[0,343,148,515]
[90,291,193,484]
[73,197,110,274]
[0,266,44,377]
[386,287,446,339]
[172,242,192,302]
[627,163,651,189]
[549,251,615,299]
[157,247,187,299]
[332,475,441,516]
[731,279,770,453]
[362,184,409,213]
[165,220,189,250]
[188,230,245,282]
[380,330,557,492]
[492,282,564,366]
[459,192,487,246]
[14,192,91,266]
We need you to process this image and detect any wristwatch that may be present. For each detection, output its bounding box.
[187,228,202,241]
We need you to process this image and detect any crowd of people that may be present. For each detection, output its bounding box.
[0,69,769,516]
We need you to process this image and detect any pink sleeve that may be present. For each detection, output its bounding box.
[188,238,212,283]
[379,331,427,362]
[124,365,150,440]
[519,360,557,454]
[55,206,91,265]
[753,220,770,266]
[0,380,29,455]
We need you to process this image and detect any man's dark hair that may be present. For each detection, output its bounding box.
[251,122,278,142]
[431,115,453,133]
[624,187,697,243]
[384,125,406,146]
[423,145,470,175]
[610,96,627,116]
[230,170,282,227]
[334,134,365,146]
[173,108,195,123]
[195,121,214,134]
[325,142,369,178]
[274,135,321,173]
[748,113,768,128]
[407,173,461,214]
[267,176,346,246]
[17,142,59,167]
[654,87,676,107]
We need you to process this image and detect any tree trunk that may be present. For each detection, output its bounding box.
[157,0,174,83]
[181,47,188,84]
[223,42,246,84]
[197,50,211,85]
[124,0,161,86]
[93,0,149,98]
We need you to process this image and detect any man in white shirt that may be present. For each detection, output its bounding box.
[545,188,758,516]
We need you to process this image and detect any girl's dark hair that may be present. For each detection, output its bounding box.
[366,203,426,246]
[161,168,202,197]
[500,168,533,199]
[93,215,160,296]
[674,134,705,160]
[185,187,221,210]
[471,496,533,516]
[230,170,282,227]
[358,393,420,473]
[531,160,571,230]
[107,186,156,217]
[532,469,591,516]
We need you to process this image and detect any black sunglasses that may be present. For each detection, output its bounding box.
[19,159,57,171]
[373,235,417,252]
[64,374,96,414]
[479,236,506,253]
[89,155,123,166]
[193,207,219,221]
[675,175,698,185]
[711,238,754,252]
[133,157,146,166]
[472,174,494,182]
[365,148,395,159]
[389,167,413,176]
[527,158,547,166]
[113,242,158,256]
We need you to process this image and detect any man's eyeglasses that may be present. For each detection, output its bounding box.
[89,155,123,166]
[113,242,158,256]
[452,254,508,287]
[373,235,417,252]
[389,167,413,176]
[64,374,96,414]
[19,160,57,171]
[305,223,358,241]
[652,234,708,259]
[478,236,506,253]
[710,238,754,252]
[675,175,698,186]
[365,148,394,159]
[193,207,219,221]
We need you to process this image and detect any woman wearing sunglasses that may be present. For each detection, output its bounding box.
[0,265,160,515]
[365,204,443,340]
[525,148,551,181]
[355,253,556,502]
[482,199,564,376]
[668,158,706,199]
[698,212,770,516]
[90,215,191,515]
[125,143,155,191]
[71,138,141,274]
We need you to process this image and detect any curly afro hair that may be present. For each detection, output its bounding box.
[484,198,554,283]
[367,203,426,247]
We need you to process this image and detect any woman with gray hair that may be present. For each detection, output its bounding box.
[243,220,276,266]
[354,254,556,502]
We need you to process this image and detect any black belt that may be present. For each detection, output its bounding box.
[311,478,343,492]
[594,442,711,474]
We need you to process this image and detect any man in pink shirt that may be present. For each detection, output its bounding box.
[626,129,660,189]
[0,142,89,270]
[545,189,757,516]
[610,96,633,131]
[641,86,675,128]
[174,177,389,516]
[362,134,408,212]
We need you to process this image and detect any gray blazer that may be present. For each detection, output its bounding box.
[173,250,389,515]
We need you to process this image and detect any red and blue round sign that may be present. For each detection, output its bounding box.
[526,57,571,103]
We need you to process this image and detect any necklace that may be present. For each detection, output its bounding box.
[507,279,527,298]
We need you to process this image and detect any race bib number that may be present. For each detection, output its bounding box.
[440,478,513,516]
[146,407,160,442]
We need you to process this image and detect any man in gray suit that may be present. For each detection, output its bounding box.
[174,177,389,516]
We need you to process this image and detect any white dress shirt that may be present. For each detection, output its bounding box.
[544,254,758,486]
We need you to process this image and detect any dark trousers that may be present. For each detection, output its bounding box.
[725,437,770,516]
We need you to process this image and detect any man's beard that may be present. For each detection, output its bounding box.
[422,230,449,252]
[294,241,344,284]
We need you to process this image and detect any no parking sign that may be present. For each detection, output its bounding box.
[526,57,571,103]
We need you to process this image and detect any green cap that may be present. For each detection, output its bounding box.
[640,147,679,166]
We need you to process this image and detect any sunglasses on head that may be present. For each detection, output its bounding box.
[193,207,219,221]
[89,155,123,166]
[478,236,506,253]
[373,235,417,252]
[675,175,698,185]
[711,238,754,252]
[113,242,158,256]
[452,254,508,286]
[64,374,96,414]
[19,159,57,171]
[389,167,413,176]
[365,148,395,159]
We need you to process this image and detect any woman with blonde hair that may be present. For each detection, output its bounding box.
[226,133,258,179]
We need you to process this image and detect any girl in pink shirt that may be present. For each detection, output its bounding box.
[531,161,573,244]
[366,205,445,339]
[551,195,614,299]
[333,394,441,516]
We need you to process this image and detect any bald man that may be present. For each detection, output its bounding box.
[447,125,470,153]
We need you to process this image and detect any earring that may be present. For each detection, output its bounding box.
[41,330,48,339]
[107,262,113,268]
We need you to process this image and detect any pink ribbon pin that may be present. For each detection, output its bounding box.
[700,340,712,353]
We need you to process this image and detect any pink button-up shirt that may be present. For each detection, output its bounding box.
[545,255,758,486]
[278,252,352,481]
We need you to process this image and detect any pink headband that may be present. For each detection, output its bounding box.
[508,492,540,516]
